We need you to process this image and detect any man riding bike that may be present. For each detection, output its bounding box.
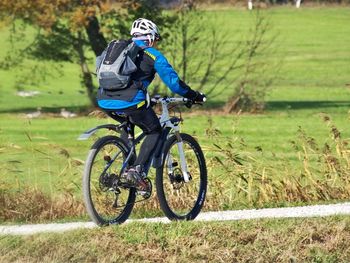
[96,18,206,190]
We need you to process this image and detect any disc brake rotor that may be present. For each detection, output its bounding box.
[169,168,184,190]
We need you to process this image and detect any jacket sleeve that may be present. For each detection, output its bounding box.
[153,51,191,96]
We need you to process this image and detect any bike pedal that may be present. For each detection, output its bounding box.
[136,190,151,199]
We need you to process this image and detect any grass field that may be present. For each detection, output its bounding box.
[0,7,349,112]
[1,216,350,262]
[1,7,350,223]
[1,109,350,222]
[1,111,349,187]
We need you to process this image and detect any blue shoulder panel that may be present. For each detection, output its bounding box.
[146,47,189,96]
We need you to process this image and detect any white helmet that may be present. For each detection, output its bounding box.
[130,18,161,43]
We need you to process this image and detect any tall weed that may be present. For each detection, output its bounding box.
[0,137,86,222]
[0,181,85,222]
[206,114,350,210]
[2,114,350,222]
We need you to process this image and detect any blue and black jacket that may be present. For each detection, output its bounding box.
[97,39,196,110]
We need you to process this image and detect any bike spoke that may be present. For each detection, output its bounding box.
[88,139,133,222]
[163,141,201,215]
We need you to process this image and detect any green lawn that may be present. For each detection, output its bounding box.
[1,110,349,210]
[1,7,350,221]
[1,111,349,188]
[0,7,349,112]
[208,7,350,108]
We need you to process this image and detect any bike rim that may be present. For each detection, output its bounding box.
[162,140,202,217]
[89,141,132,222]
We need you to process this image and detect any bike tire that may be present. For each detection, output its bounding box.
[156,133,207,221]
[83,135,136,225]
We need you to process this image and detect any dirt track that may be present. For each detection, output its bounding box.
[1,202,350,236]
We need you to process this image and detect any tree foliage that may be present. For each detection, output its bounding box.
[0,0,167,106]
[0,0,279,111]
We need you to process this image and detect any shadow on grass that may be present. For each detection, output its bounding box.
[1,100,349,114]
[0,105,94,114]
[266,100,350,111]
[0,100,226,114]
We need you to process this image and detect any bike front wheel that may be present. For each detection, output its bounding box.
[83,135,136,225]
[156,133,207,221]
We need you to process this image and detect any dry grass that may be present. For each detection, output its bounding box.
[1,216,350,262]
[0,182,85,223]
[206,113,350,210]
[0,136,87,222]
[2,113,350,222]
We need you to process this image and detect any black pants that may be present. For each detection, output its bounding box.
[106,105,161,167]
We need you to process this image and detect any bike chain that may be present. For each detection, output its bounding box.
[111,191,152,209]
[111,178,153,209]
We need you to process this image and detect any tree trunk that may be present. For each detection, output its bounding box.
[224,95,241,114]
[85,16,107,57]
[75,32,97,107]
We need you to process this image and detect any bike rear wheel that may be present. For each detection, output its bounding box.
[156,133,207,220]
[83,135,136,225]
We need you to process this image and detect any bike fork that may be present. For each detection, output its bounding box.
[175,131,190,183]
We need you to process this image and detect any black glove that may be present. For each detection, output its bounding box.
[184,90,206,108]
[194,91,206,103]
[184,89,206,101]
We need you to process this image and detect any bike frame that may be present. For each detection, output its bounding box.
[78,96,190,182]
[78,96,191,183]
[121,96,191,182]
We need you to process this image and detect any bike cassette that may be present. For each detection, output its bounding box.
[99,173,118,191]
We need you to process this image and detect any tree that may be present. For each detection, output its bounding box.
[0,0,166,107]
[165,1,279,112]
[224,11,280,113]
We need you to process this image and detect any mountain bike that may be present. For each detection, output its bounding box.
[79,96,207,225]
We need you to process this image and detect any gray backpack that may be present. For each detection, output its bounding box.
[96,40,140,91]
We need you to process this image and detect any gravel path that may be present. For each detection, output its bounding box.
[1,202,350,236]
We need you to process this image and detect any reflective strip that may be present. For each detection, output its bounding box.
[144,50,156,60]
[137,100,146,108]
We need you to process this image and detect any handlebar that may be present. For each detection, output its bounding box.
[151,96,188,104]
[151,95,206,108]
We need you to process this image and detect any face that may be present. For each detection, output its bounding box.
[152,40,158,47]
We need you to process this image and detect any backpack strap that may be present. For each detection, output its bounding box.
[125,41,141,61]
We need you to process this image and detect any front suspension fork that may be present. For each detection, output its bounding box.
[175,131,190,183]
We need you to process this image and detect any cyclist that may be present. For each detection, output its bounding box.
[96,18,206,189]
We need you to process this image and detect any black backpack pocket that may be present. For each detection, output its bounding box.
[120,55,137,75]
